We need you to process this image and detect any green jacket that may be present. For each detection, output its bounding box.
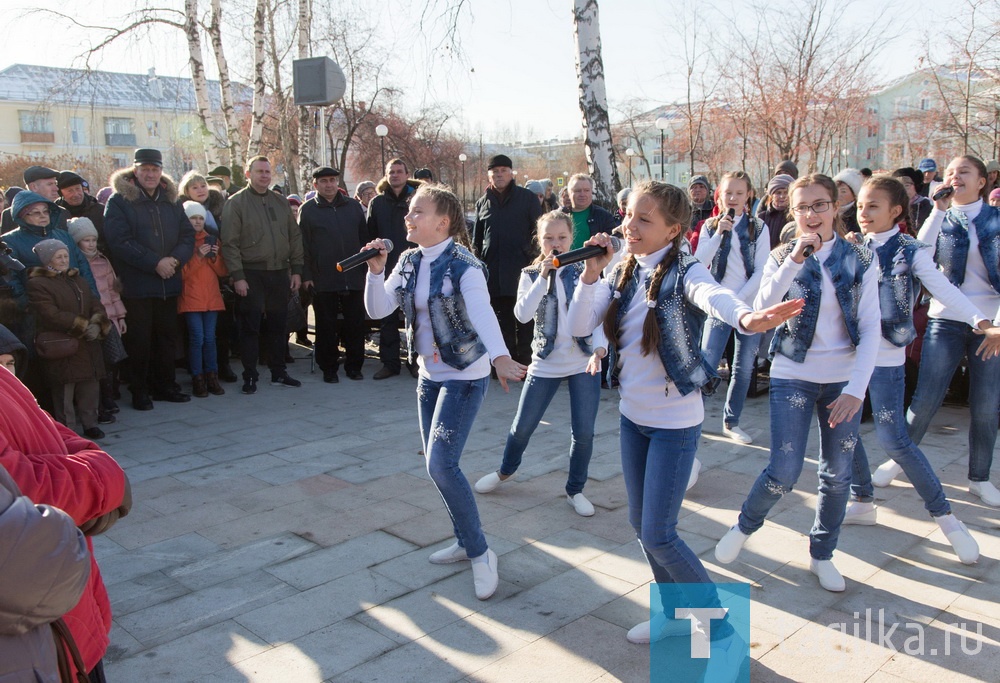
[221,186,303,281]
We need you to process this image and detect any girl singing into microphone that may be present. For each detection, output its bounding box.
[567,181,800,651]
[878,156,1000,508]
[474,211,607,516]
[695,171,771,446]
[715,174,881,593]
[363,184,527,601]
[845,175,994,563]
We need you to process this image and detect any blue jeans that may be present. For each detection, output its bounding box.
[185,311,219,375]
[620,416,732,639]
[417,376,489,558]
[850,365,951,516]
[738,378,860,560]
[500,371,601,495]
[701,319,760,427]
[906,318,1000,482]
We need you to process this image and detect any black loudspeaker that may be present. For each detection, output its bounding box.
[292,57,347,106]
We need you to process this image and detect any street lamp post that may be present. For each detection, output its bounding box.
[841,148,849,171]
[375,124,388,169]
[655,116,669,180]
[625,147,635,186]
[459,153,467,211]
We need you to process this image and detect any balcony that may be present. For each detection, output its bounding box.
[20,131,54,143]
[105,133,137,147]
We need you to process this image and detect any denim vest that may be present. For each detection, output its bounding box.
[706,214,759,283]
[524,263,593,359]
[769,238,873,362]
[608,253,719,397]
[934,204,1000,294]
[396,242,488,370]
[870,232,930,347]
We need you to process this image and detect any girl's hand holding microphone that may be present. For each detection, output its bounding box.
[579,233,615,284]
[362,239,390,276]
[790,233,822,264]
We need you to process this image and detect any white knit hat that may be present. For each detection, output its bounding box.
[66,217,98,243]
[183,200,206,219]
[833,168,863,199]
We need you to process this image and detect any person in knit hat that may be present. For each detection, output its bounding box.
[833,167,863,234]
[774,159,799,179]
[69,217,126,423]
[758,173,795,248]
[354,180,377,210]
[26,238,110,439]
[1,167,71,234]
[178,201,228,398]
[687,175,714,231]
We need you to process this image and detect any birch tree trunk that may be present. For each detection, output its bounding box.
[247,0,267,159]
[572,0,621,203]
[183,0,212,169]
[265,0,299,195]
[208,0,242,171]
[297,0,313,193]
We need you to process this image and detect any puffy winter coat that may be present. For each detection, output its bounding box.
[0,464,91,683]
[0,367,127,678]
[300,192,369,292]
[86,251,127,326]
[103,168,195,299]
[178,230,228,313]
[26,267,109,386]
[473,183,543,297]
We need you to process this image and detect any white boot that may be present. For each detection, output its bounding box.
[968,480,1000,506]
[935,514,980,565]
[871,461,903,488]
[715,526,749,564]
[842,500,877,526]
[686,458,702,491]
[810,559,846,592]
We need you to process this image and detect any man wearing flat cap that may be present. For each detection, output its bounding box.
[209,165,233,191]
[299,167,368,383]
[1,166,69,234]
[103,148,195,409]
[472,154,542,365]
[55,171,106,248]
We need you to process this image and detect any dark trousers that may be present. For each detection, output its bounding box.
[237,270,290,380]
[378,312,402,372]
[314,290,365,374]
[491,294,533,365]
[123,296,179,396]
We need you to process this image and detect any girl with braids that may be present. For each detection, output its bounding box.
[567,181,800,649]
[844,175,995,563]
[695,171,771,446]
[877,156,1000,507]
[715,174,881,593]
[363,184,527,601]
[474,211,607,516]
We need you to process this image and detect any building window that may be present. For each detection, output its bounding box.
[921,98,930,111]
[70,117,87,145]
[19,110,54,143]
[147,121,160,138]
[178,122,193,138]
[111,153,129,169]
[104,117,136,147]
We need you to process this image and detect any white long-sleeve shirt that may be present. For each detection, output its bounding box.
[364,237,509,381]
[866,227,984,367]
[513,269,607,379]
[694,214,771,304]
[754,237,880,399]
[568,245,752,429]
[917,200,1000,326]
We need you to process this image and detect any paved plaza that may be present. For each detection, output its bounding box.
[94,347,999,682]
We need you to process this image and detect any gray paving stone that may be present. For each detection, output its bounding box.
[104,501,247,550]
[99,532,222,586]
[165,533,318,590]
[265,530,418,590]
[109,570,191,616]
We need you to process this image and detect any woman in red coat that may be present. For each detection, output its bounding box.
[0,339,130,682]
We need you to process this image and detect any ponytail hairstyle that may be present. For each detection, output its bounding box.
[412,183,471,248]
[862,175,909,234]
[788,173,847,237]
[956,155,989,201]
[602,181,689,357]
[532,210,574,265]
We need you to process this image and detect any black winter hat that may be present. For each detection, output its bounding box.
[892,167,925,194]
[57,171,86,190]
[133,148,163,167]
[0,323,26,369]
[487,154,513,170]
[312,166,340,179]
[23,166,58,185]
[209,165,232,178]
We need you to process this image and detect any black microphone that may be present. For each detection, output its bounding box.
[802,242,815,258]
[932,185,954,202]
[551,236,622,268]
[546,249,559,295]
[726,208,735,220]
[337,239,395,272]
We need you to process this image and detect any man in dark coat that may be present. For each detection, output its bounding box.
[561,173,618,249]
[367,158,420,379]
[1,166,69,235]
[472,154,543,365]
[55,172,107,247]
[300,167,369,384]
[103,148,194,409]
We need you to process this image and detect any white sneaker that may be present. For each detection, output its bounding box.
[472,549,498,600]
[703,630,748,683]
[626,613,702,644]
[474,471,513,494]
[843,500,877,526]
[715,526,749,564]
[567,493,595,517]
[686,458,702,491]
[428,542,469,564]
[810,559,846,592]
[872,461,903,488]
[935,514,980,565]
[723,424,752,444]
[969,480,1000,506]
